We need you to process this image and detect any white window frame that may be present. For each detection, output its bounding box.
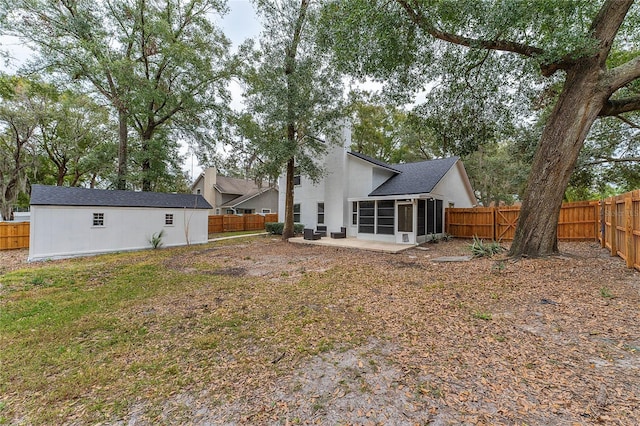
[165,213,174,226]
[92,212,105,227]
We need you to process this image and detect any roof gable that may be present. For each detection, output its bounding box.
[221,187,277,208]
[214,176,267,195]
[347,151,401,173]
[30,185,212,209]
[369,157,460,196]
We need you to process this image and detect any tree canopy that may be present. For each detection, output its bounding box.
[321,0,640,256]
[236,0,344,239]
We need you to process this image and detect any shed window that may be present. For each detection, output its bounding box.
[92,213,104,227]
[165,213,174,225]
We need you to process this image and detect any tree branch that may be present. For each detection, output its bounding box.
[599,96,640,116]
[602,55,640,94]
[582,156,640,166]
[394,0,544,58]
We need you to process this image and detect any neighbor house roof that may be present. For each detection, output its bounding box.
[30,184,213,209]
[220,187,276,209]
[369,157,460,196]
[347,151,402,173]
[214,176,267,195]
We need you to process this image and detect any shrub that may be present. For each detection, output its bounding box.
[265,222,284,235]
[469,235,504,257]
[265,222,304,235]
[149,230,165,249]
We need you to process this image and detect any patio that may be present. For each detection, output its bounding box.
[289,236,416,253]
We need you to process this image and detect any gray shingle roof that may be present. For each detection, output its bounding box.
[369,157,460,196]
[30,184,213,209]
[347,151,402,173]
[220,187,276,208]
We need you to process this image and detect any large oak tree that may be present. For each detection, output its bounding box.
[323,0,640,256]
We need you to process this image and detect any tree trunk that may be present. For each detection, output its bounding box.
[116,109,128,190]
[282,157,295,240]
[141,132,153,191]
[509,63,609,256]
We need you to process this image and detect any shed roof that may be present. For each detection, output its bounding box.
[30,185,213,209]
[368,157,460,196]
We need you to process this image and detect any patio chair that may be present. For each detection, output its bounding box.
[316,225,327,237]
[330,227,347,239]
[304,228,322,240]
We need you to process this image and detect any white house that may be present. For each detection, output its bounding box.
[29,185,212,261]
[278,125,476,245]
[191,167,279,215]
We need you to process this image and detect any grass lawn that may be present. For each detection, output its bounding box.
[1,237,639,424]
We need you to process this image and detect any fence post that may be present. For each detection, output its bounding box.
[492,207,497,241]
[599,199,606,248]
[610,198,617,256]
[625,196,634,268]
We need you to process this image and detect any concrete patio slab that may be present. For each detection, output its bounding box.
[431,255,473,262]
[289,236,416,254]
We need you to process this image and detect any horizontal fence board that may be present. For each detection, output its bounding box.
[0,222,30,250]
[208,213,278,234]
[446,201,599,242]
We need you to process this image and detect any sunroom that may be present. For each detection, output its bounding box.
[348,195,445,245]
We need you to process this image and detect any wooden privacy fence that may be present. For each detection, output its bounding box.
[600,190,640,271]
[208,213,278,234]
[0,222,30,250]
[446,201,599,241]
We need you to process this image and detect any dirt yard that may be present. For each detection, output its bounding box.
[2,237,639,425]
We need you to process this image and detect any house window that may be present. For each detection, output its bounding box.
[293,203,301,223]
[92,212,104,227]
[165,213,174,226]
[417,200,426,236]
[436,199,444,233]
[262,209,271,214]
[352,201,357,226]
[358,201,375,233]
[196,189,201,194]
[317,202,324,224]
[377,200,395,235]
[293,167,301,186]
[426,199,444,234]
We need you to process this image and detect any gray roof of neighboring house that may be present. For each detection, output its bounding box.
[347,151,401,173]
[30,184,213,209]
[220,187,276,208]
[214,176,267,195]
[369,156,460,196]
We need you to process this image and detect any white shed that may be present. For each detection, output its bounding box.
[28,185,212,261]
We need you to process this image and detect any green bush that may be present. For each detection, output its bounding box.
[265,222,304,235]
[265,222,283,234]
[469,235,504,257]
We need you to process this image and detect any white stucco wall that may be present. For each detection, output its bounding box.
[29,205,209,261]
[431,161,477,208]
